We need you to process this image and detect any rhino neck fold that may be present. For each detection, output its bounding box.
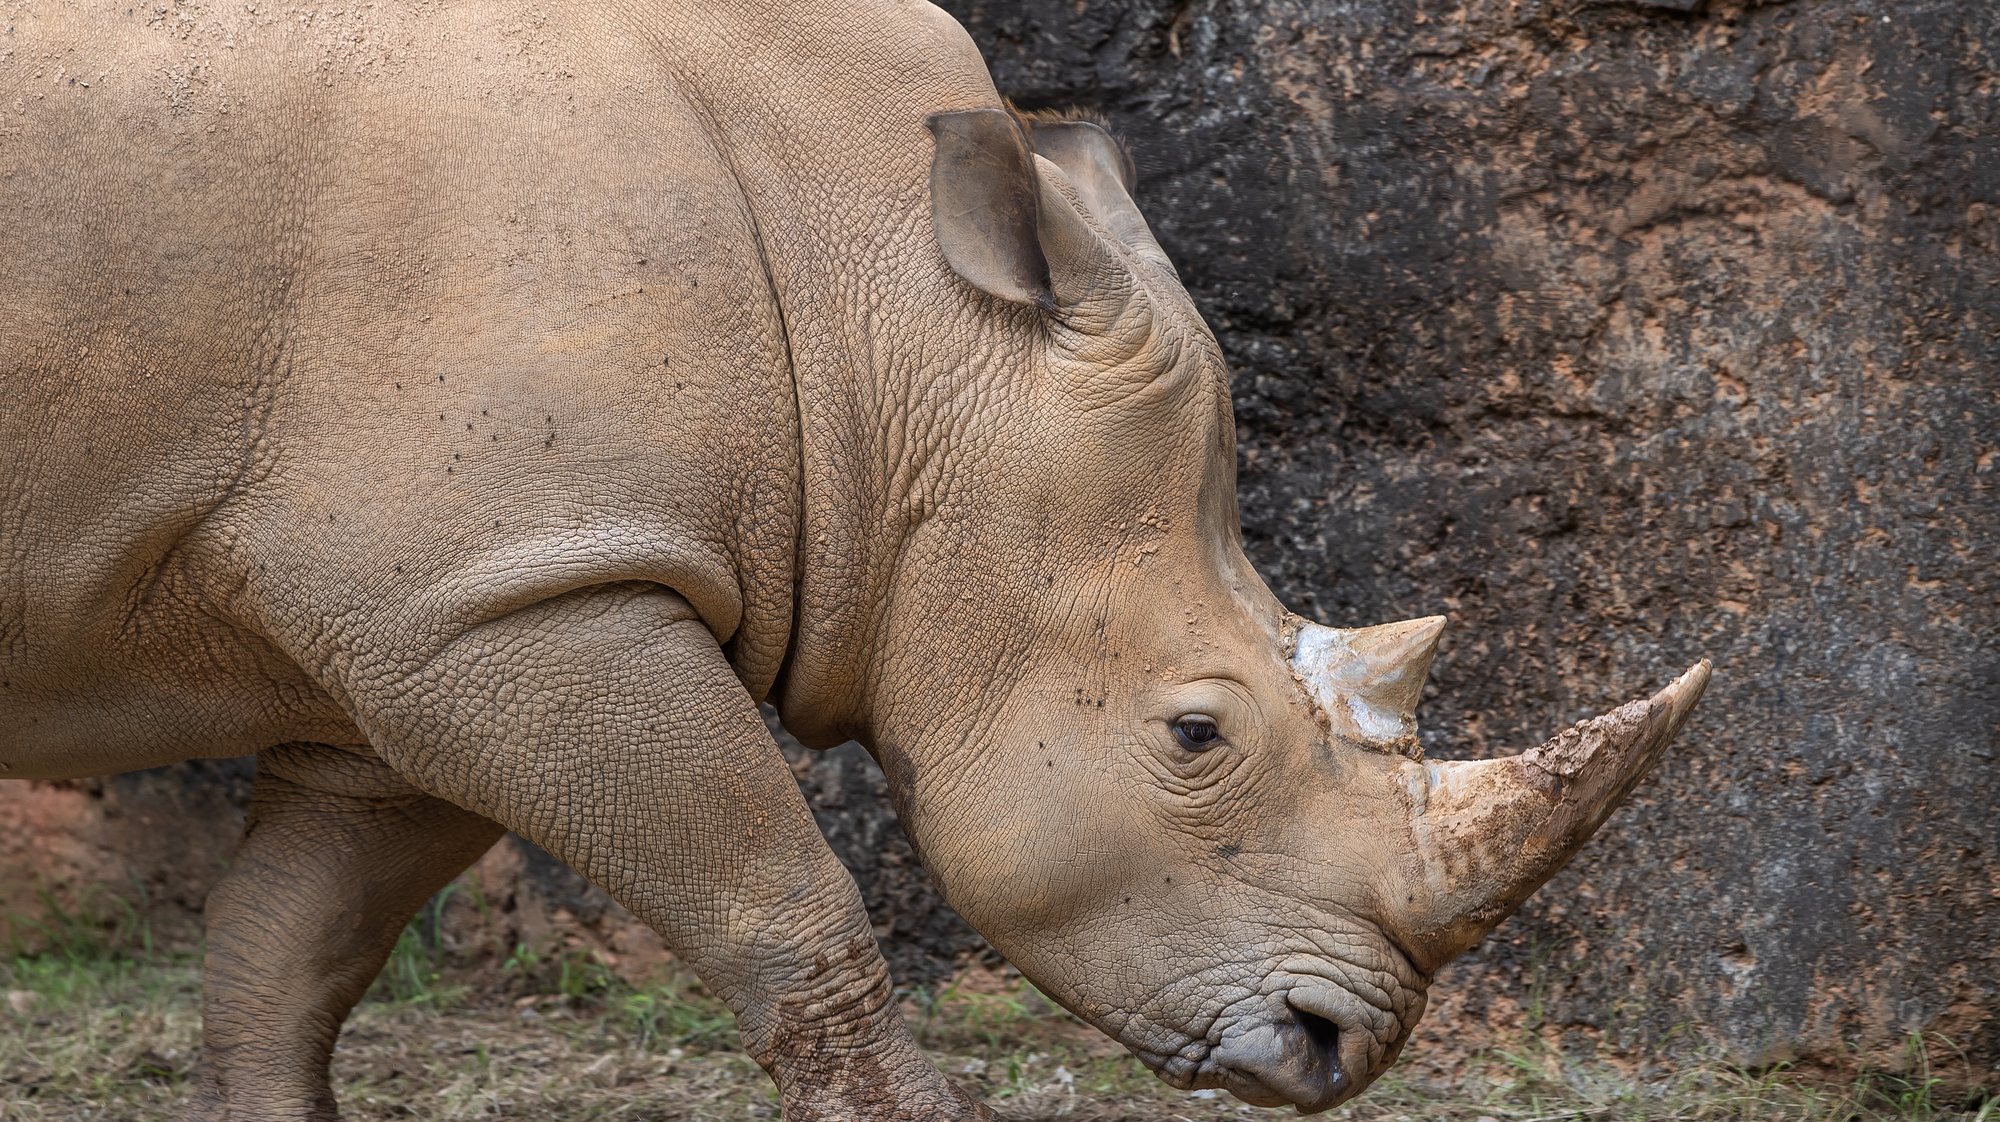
[638,1,1020,746]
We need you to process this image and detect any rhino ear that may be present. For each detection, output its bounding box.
[927,108,1055,308]
[1025,118,1134,191]
[1023,118,1161,259]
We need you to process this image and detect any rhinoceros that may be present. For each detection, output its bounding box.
[0,0,1708,1117]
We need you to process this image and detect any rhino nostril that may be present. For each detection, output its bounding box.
[1206,999,1350,1110]
[1296,1007,1341,1056]
[1286,1000,1342,1072]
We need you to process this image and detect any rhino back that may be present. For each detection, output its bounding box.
[0,1,799,776]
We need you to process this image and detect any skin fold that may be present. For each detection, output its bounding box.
[0,1,1708,1117]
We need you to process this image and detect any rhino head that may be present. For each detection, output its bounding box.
[789,107,1710,1113]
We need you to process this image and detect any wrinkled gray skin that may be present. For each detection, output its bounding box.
[0,1,1708,1117]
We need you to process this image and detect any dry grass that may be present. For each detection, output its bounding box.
[0,896,1991,1122]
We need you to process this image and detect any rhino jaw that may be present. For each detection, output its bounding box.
[1396,659,1712,968]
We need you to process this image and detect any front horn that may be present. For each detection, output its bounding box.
[1393,660,1711,969]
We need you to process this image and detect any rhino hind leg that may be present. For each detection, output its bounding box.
[177,746,503,1122]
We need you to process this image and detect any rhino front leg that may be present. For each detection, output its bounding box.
[353,582,985,1121]
[180,747,503,1121]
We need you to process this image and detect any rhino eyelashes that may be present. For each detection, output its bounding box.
[1173,713,1222,751]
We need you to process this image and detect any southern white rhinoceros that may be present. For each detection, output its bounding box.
[0,0,1708,1117]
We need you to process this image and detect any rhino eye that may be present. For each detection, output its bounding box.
[1172,715,1221,751]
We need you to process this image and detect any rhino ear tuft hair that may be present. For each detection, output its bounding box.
[927,108,1055,308]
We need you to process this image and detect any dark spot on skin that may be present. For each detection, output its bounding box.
[453,453,460,461]
[691,276,698,287]
[1164,876,1172,884]
[491,434,498,442]
[877,751,928,864]
[481,409,488,416]
[394,382,401,389]
[1216,843,1242,860]
[394,565,403,573]
[437,374,445,382]
[466,422,474,430]
[1096,699,1104,708]
[1046,760,1053,768]
[446,466,454,474]
[439,413,445,420]
[1123,896,1131,904]
[885,750,918,792]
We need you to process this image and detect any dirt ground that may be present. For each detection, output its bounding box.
[1,900,1989,1122]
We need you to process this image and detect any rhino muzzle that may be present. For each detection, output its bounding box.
[1290,615,1712,970]
[1203,1001,1349,1111]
